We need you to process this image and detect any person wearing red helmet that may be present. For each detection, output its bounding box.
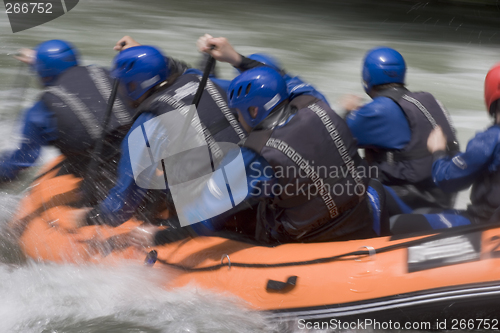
[485,65,500,117]
[413,63,500,228]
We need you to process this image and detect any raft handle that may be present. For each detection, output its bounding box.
[266,276,298,292]
[355,246,376,261]
[221,254,231,270]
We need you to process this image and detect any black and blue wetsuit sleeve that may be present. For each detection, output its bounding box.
[0,101,57,181]
[235,55,287,75]
[285,74,330,106]
[345,97,411,150]
[432,126,500,192]
[235,57,330,105]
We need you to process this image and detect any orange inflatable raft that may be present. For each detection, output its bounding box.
[12,156,500,325]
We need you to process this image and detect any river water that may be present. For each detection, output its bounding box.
[0,0,499,331]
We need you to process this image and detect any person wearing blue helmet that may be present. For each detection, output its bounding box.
[221,66,377,243]
[0,40,135,206]
[137,66,378,246]
[34,40,78,85]
[123,43,417,246]
[342,47,460,211]
[70,40,246,229]
[196,34,330,105]
[389,64,500,233]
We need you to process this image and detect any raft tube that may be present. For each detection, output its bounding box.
[13,157,500,325]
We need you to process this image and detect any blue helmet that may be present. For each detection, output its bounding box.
[111,46,169,101]
[35,40,79,84]
[228,67,289,128]
[362,47,406,93]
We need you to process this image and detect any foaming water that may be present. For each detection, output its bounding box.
[0,263,276,333]
[0,185,275,332]
[0,192,26,265]
[0,0,499,331]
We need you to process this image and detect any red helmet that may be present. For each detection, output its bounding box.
[485,63,500,115]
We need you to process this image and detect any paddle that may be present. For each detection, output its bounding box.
[145,50,217,265]
[80,41,126,203]
[9,61,30,116]
[193,51,216,108]
[171,48,215,147]
[159,49,216,184]
[9,42,128,238]
[0,61,30,192]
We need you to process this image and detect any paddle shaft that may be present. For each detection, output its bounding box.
[192,53,215,108]
[11,62,30,115]
[92,77,120,159]
[156,52,216,242]
[167,52,215,168]
[171,51,215,158]
[82,42,125,197]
